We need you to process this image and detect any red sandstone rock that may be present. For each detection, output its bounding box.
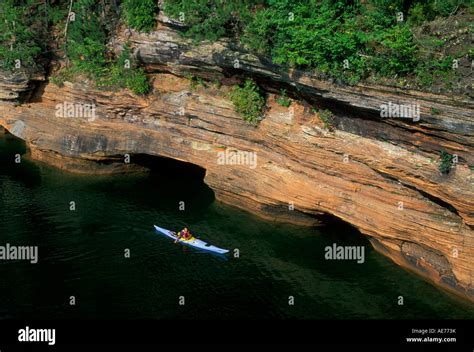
[0,74,473,303]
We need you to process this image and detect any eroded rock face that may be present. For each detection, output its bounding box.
[125,24,473,166]
[0,69,45,102]
[0,73,473,303]
[0,19,473,303]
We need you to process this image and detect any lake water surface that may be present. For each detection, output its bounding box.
[1,132,473,319]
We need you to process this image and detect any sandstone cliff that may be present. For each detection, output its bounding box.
[0,21,473,303]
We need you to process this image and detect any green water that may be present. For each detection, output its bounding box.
[0,132,473,319]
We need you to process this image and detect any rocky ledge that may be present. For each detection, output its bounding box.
[0,68,45,102]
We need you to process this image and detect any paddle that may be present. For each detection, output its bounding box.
[172,231,179,243]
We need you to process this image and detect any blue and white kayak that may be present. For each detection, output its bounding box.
[153,225,229,254]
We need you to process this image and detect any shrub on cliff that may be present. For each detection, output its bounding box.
[438,150,455,174]
[230,79,266,125]
[276,89,291,107]
[124,67,150,95]
[122,0,158,32]
[96,44,151,95]
[312,107,335,131]
[50,66,77,87]
[319,109,336,131]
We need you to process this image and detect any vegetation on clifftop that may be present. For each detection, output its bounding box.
[164,0,256,42]
[164,0,472,91]
[1,0,151,95]
[51,0,150,94]
[0,0,44,70]
[122,0,158,32]
[1,0,471,95]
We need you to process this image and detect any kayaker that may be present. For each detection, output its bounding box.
[175,227,191,243]
[182,228,191,240]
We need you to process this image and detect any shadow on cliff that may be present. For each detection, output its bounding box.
[28,81,48,103]
[0,127,42,187]
[99,153,216,219]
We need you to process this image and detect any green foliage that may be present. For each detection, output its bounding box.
[96,44,151,95]
[438,150,454,174]
[49,74,63,87]
[375,25,418,75]
[51,0,151,95]
[47,2,69,26]
[184,73,207,90]
[0,0,151,93]
[57,0,151,95]
[431,107,441,115]
[242,0,420,81]
[243,0,366,78]
[2,0,469,94]
[408,3,426,25]
[122,0,158,32]
[230,79,266,125]
[213,80,222,89]
[414,57,455,88]
[276,89,291,107]
[240,8,272,55]
[50,66,77,87]
[368,0,405,14]
[164,0,257,41]
[163,0,472,87]
[0,0,43,70]
[124,68,150,95]
[318,109,335,130]
[409,0,465,20]
[67,0,108,78]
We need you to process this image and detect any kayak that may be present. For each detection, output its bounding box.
[153,225,229,254]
